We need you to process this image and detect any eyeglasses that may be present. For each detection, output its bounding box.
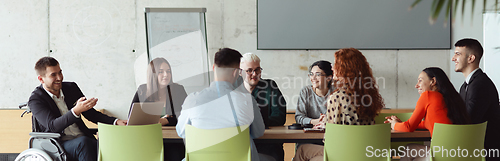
[241,67,263,75]
[308,72,326,77]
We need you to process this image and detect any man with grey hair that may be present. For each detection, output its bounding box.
[240,53,286,161]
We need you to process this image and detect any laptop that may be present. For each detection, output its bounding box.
[127,102,163,125]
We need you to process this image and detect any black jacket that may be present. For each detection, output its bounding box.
[460,69,500,149]
[28,82,116,139]
[131,83,187,120]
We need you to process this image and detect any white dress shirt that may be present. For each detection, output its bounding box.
[43,88,83,141]
[465,68,480,92]
[176,81,265,161]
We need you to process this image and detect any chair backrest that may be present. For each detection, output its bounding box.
[185,124,251,161]
[429,122,487,161]
[374,112,424,156]
[97,123,163,161]
[324,123,391,161]
[374,112,413,124]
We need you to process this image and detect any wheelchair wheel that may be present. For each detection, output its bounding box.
[15,148,53,161]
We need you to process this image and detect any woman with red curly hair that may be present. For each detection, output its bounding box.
[327,48,385,126]
[293,48,385,161]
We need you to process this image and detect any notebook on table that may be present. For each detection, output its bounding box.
[127,102,163,126]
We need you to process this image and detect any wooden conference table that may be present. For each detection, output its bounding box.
[161,126,431,144]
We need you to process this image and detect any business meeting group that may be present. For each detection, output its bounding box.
[17,35,500,161]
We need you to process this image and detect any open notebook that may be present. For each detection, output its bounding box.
[127,102,163,125]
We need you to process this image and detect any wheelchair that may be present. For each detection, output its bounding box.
[15,102,67,161]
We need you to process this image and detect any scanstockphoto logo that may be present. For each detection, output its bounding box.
[257,72,387,107]
[261,73,387,91]
[168,71,387,108]
[366,146,500,158]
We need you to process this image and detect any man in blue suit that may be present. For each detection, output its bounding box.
[29,57,127,161]
[452,38,500,160]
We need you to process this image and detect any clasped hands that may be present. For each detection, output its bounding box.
[312,114,326,129]
[309,114,404,130]
[384,115,402,130]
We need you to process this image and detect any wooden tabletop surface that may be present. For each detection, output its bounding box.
[161,126,430,142]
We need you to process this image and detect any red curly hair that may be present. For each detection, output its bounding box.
[333,48,384,120]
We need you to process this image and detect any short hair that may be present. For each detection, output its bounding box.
[241,53,261,64]
[454,38,484,62]
[35,57,59,76]
[214,48,242,68]
[310,60,333,88]
[309,60,333,76]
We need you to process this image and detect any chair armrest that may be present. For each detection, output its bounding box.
[29,132,61,138]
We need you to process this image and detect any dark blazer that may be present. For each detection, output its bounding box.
[460,69,500,150]
[131,83,187,119]
[251,79,287,126]
[28,82,116,139]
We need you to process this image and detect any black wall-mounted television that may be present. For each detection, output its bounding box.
[257,0,451,50]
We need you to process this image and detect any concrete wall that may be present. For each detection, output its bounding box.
[0,0,490,119]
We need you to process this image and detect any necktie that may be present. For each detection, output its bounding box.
[459,81,467,101]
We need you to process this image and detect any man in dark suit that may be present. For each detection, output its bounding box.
[28,57,127,161]
[453,38,500,160]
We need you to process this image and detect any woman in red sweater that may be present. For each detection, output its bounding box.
[385,67,469,160]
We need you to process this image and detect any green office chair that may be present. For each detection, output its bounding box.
[375,112,421,159]
[185,124,251,161]
[324,123,391,161]
[97,123,164,161]
[429,122,487,161]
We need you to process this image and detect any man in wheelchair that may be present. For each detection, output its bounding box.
[28,57,127,161]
